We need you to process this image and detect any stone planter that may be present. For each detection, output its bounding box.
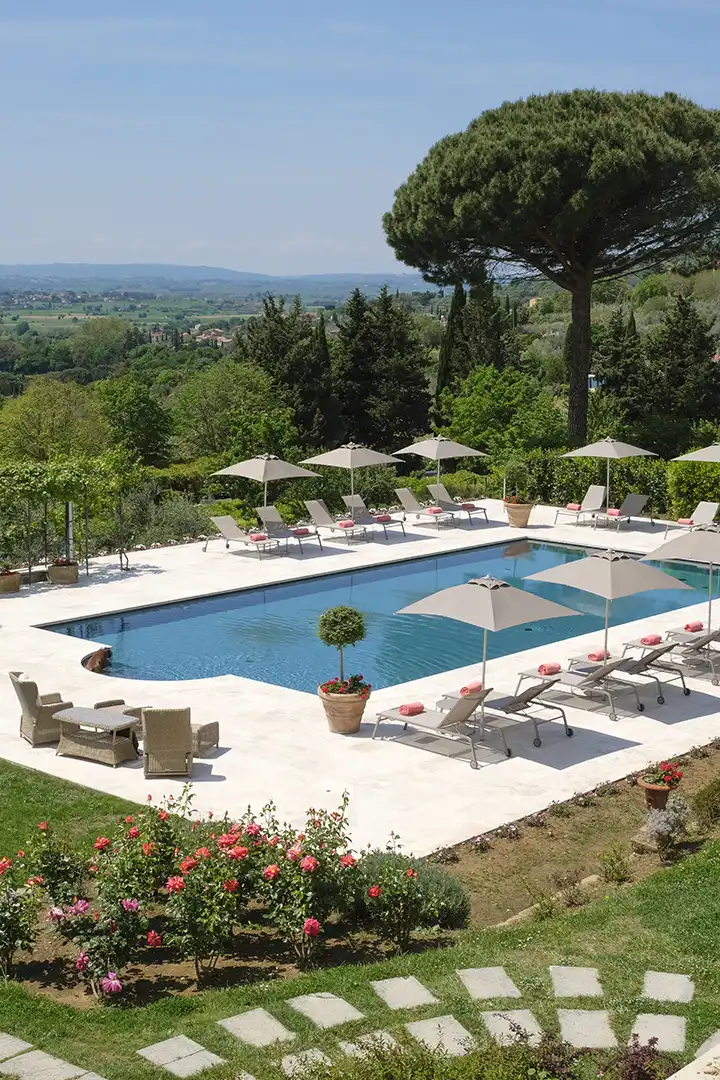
[48,563,79,585]
[504,501,534,529]
[637,777,675,810]
[318,688,369,734]
[0,572,21,594]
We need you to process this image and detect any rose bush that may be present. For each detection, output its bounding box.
[48,896,146,1000]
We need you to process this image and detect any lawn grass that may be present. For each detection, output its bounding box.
[0,763,719,1079]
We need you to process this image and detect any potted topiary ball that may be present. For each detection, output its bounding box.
[317,605,371,734]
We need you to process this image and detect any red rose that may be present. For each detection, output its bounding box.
[227,846,249,860]
[37,822,48,831]
[263,864,280,881]
[367,885,382,898]
[303,917,321,937]
[147,930,162,947]
[194,847,211,859]
[166,876,185,893]
[142,842,155,856]
[223,879,239,893]
[158,811,169,821]
[340,854,356,868]
[180,857,198,873]
[125,816,135,824]
[93,837,110,851]
[127,826,140,839]
[406,868,418,878]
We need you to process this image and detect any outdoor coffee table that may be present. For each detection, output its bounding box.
[54,706,140,767]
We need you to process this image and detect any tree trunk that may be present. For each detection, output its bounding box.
[568,282,592,444]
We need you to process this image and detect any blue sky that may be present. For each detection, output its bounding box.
[1,0,718,274]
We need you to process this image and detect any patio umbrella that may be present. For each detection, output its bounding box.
[301,443,402,511]
[213,454,319,506]
[527,551,690,656]
[641,529,720,629]
[394,435,487,483]
[397,575,579,720]
[674,445,720,462]
[562,437,656,508]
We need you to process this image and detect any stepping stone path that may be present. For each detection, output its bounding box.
[558,1009,617,1049]
[339,1032,398,1058]
[371,975,438,1010]
[0,1035,107,1080]
[457,966,521,999]
[287,992,364,1028]
[137,1035,225,1077]
[550,965,604,998]
[405,1016,476,1057]
[643,971,695,1003]
[482,1010,543,1047]
[218,1008,296,1047]
[281,1049,332,1077]
[631,1014,687,1053]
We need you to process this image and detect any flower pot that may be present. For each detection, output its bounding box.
[0,572,21,594]
[504,501,534,529]
[48,563,79,585]
[318,688,369,734]
[637,777,674,809]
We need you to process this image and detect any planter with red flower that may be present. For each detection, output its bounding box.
[637,760,683,809]
[317,606,371,733]
[48,557,79,585]
[0,566,21,594]
[503,494,534,529]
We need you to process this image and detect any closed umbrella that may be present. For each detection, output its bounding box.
[397,575,579,720]
[563,437,656,508]
[527,551,690,656]
[213,454,319,506]
[301,443,402,513]
[641,529,720,629]
[394,435,487,483]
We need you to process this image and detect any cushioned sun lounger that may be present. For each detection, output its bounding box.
[664,501,719,537]
[553,485,606,525]
[394,487,454,527]
[372,690,506,767]
[304,499,368,543]
[256,504,324,552]
[427,483,489,525]
[594,492,650,530]
[537,657,646,721]
[341,495,405,538]
[203,516,281,558]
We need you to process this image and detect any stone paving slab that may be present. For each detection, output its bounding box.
[281,1049,333,1077]
[138,1036,207,1067]
[405,1015,476,1057]
[0,1038,32,1064]
[371,976,438,1010]
[218,1008,296,1047]
[631,1014,686,1053]
[550,966,603,998]
[339,1031,399,1057]
[0,1051,86,1079]
[456,966,521,1000]
[482,1010,543,1047]
[287,992,363,1029]
[77,1074,110,1080]
[643,971,695,1003]
[558,1009,618,1049]
[163,1050,225,1078]
[696,1031,720,1058]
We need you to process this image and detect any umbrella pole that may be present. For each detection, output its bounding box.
[437,459,441,484]
[350,468,355,519]
[264,480,268,507]
[480,628,488,726]
[604,597,610,657]
[709,561,714,630]
[606,458,611,509]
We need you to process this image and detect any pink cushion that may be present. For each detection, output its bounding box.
[641,634,662,646]
[685,620,703,632]
[566,502,581,511]
[374,514,392,523]
[460,680,483,696]
[338,520,355,528]
[427,506,443,514]
[678,518,694,525]
[249,533,267,542]
[398,702,424,716]
[538,662,561,675]
[461,502,476,510]
[606,508,621,517]
[292,527,310,536]
[588,649,610,662]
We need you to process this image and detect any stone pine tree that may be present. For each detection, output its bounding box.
[384,90,720,442]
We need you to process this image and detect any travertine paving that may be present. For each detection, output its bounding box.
[457,966,521,999]
[631,1014,687,1053]
[286,992,364,1028]
[482,1009,543,1047]
[371,975,438,1010]
[137,1035,224,1076]
[0,1040,31,1064]
[643,971,695,1003]
[405,1015,476,1056]
[558,1009,618,1049]
[550,965,604,998]
[218,1008,296,1047]
[0,1036,107,1080]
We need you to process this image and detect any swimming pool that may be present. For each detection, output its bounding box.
[47,540,713,692]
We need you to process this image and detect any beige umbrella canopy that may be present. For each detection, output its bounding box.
[642,529,720,629]
[674,445,720,462]
[527,550,690,656]
[563,437,656,507]
[213,454,319,506]
[301,443,402,501]
[397,575,579,718]
[394,435,487,482]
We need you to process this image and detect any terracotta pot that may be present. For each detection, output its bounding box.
[318,688,369,734]
[637,777,674,809]
[48,563,79,585]
[0,572,20,594]
[504,501,533,529]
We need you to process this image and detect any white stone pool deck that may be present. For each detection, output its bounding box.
[1,500,718,855]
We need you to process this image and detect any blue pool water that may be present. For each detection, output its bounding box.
[47,541,714,692]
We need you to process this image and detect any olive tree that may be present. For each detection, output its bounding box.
[383,90,720,442]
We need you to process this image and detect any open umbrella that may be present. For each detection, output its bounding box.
[301,443,402,513]
[674,445,720,462]
[641,529,720,629]
[562,437,656,508]
[394,435,487,483]
[527,551,690,656]
[397,575,578,720]
[213,454,319,506]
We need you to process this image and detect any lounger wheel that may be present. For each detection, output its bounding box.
[566,727,574,737]
[657,695,665,705]
[683,687,691,696]
[637,702,645,712]
[609,712,617,721]
[713,678,719,687]
[470,760,480,770]
[533,737,542,748]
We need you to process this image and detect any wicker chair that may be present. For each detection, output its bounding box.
[94,699,143,752]
[9,670,73,746]
[141,708,194,778]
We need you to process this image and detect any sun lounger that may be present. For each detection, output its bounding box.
[594,493,650,530]
[664,501,719,537]
[304,499,368,543]
[537,657,645,721]
[9,671,73,746]
[438,680,573,748]
[553,485,606,526]
[394,487,454,527]
[670,631,720,685]
[427,483,489,525]
[569,643,690,702]
[203,516,282,558]
[342,495,406,538]
[256,505,324,552]
[622,625,716,654]
[372,690,508,767]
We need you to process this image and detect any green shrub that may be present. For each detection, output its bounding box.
[598,844,631,884]
[667,460,720,517]
[694,775,720,829]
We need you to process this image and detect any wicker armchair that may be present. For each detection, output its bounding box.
[141,708,194,778]
[9,670,73,746]
[93,698,143,721]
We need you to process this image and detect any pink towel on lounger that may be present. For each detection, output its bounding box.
[588,649,611,661]
[427,506,443,514]
[538,662,561,675]
[607,508,621,517]
[292,527,310,536]
[460,680,483,696]
[685,620,703,632]
[566,502,581,511]
[374,514,392,522]
[249,533,267,541]
[338,520,355,528]
[678,518,694,525]
[398,702,424,716]
[461,502,476,510]
[640,634,662,646]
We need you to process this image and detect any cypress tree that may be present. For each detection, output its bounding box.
[435,283,466,406]
[367,287,430,450]
[334,289,377,444]
[626,308,637,337]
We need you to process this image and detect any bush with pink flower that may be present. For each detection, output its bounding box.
[48,896,146,1000]
[0,856,42,979]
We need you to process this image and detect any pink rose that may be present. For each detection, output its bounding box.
[166,876,185,893]
[93,837,110,851]
[263,864,280,881]
[101,972,122,994]
[227,846,249,860]
[75,952,89,972]
[340,854,356,868]
[300,855,319,873]
[245,822,262,836]
[303,917,321,938]
[127,826,140,839]
[367,885,381,898]
[121,899,139,912]
[147,930,162,947]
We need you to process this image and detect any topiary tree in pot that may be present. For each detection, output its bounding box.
[317,606,371,734]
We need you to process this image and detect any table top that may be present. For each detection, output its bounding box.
[54,706,139,732]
